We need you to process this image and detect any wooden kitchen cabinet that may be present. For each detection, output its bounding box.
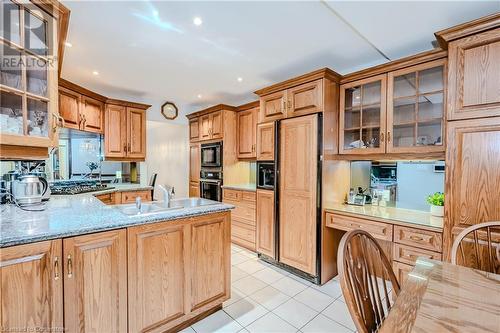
[223,188,257,251]
[339,74,387,154]
[279,115,318,275]
[256,122,275,160]
[128,212,230,332]
[59,86,81,130]
[256,189,275,258]
[80,95,104,133]
[443,116,500,259]
[387,60,446,153]
[189,142,201,197]
[127,107,146,159]
[119,190,152,203]
[63,230,127,333]
[189,117,200,142]
[286,79,324,118]
[259,90,287,123]
[58,85,104,134]
[199,111,223,141]
[104,104,127,158]
[0,240,63,329]
[447,28,500,120]
[104,104,148,161]
[237,106,257,159]
[94,192,117,205]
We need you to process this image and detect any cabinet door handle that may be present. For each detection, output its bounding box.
[387,131,391,143]
[59,115,65,127]
[409,235,424,242]
[67,255,73,278]
[123,143,127,153]
[380,133,385,143]
[54,256,60,280]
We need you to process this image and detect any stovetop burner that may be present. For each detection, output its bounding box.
[50,180,113,195]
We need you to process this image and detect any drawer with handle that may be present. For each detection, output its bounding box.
[325,212,393,241]
[393,243,442,266]
[394,225,442,252]
[223,189,241,202]
[120,190,152,204]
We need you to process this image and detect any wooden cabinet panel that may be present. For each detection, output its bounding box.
[189,118,200,142]
[119,190,152,204]
[80,96,104,133]
[190,214,230,311]
[127,107,146,159]
[128,222,187,332]
[223,189,241,201]
[189,181,200,197]
[259,90,286,123]
[339,74,387,155]
[256,122,275,161]
[199,114,211,140]
[325,212,393,241]
[231,220,256,251]
[190,143,201,182]
[104,104,127,158]
[256,189,275,258]
[393,243,441,266]
[447,28,500,120]
[210,111,223,140]
[0,240,63,329]
[94,192,116,205]
[59,86,81,130]
[393,261,413,286]
[237,108,257,159]
[444,117,500,258]
[287,79,323,117]
[279,115,317,275]
[394,225,442,252]
[63,230,127,333]
[387,60,446,153]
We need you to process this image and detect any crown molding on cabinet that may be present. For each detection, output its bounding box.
[236,101,259,112]
[186,104,237,119]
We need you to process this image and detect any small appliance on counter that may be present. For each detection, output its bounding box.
[11,174,50,206]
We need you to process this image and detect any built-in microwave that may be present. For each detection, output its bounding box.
[201,142,222,168]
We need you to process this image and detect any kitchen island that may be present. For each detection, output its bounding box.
[0,194,233,332]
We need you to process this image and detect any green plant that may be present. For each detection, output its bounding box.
[426,192,444,206]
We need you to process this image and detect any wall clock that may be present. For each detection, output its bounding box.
[161,101,178,120]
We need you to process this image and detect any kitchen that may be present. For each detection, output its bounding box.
[1,1,500,333]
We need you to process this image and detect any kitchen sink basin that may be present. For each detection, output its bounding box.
[116,198,218,216]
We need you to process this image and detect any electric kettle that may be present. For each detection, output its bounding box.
[11,175,49,206]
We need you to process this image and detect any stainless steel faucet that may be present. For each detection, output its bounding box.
[158,185,175,207]
[135,196,142,211]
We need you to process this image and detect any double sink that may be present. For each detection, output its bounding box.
[116,198,217,216]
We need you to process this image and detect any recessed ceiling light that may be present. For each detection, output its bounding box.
[237,77,243,82]
[197,94,203,99]
[152,10,159,18]
[193,17,203,26]
[92,70,99,76]
[65,42,72,47]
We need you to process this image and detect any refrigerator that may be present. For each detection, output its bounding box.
[258,113,323,284]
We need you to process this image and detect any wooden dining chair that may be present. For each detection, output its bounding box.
[338,230,401,333]
[451,221,500,274]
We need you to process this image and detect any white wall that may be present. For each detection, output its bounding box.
[142,120,189,200]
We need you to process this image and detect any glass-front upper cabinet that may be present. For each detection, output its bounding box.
[387,60,446,153]
[340,74,387,154]
[0,0,57,146]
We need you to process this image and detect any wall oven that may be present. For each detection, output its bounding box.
[200,169,222,202]
[201,142,222,168]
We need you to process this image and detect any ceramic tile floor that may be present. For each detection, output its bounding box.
[181,244,363,333]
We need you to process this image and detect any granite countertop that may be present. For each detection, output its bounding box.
[221,184,257,192]
[78,183,153,196]
[324,202,443,230]
[0,195,233,248]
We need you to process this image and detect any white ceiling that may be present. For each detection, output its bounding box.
[61,1,499,124]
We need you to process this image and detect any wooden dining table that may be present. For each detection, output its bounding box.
[379,258,500,333]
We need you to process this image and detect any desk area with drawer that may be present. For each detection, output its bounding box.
[222,187,257,251]
[324,203,443,285]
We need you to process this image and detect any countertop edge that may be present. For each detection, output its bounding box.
[324,207,443,232]
[221,184,257,192]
